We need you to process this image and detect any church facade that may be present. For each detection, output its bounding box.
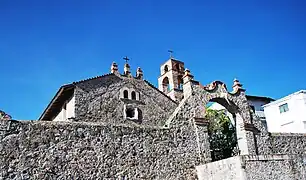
[39,58,192,126]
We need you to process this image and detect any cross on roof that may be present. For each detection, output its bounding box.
[168,50,173,58]
[123,56,130,63]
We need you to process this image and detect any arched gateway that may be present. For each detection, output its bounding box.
[164,69,261,163]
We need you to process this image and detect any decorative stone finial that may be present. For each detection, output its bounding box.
[123,56,131,76]
[110,62,118,74]
[124,63,131,76]
[232,78,244,92]
[136,67,143,79]
[183,68,194,83]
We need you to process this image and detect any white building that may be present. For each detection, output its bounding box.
[263,90,306,133]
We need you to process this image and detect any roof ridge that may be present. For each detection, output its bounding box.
[143,80,178,104]
[72,73,115,85]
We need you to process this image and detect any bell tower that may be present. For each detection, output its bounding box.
[158,54,185,101]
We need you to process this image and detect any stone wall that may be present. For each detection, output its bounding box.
[0,120,200,180]
[74,74,177,126]
[253,116,306,155]
[196,154,306,180]
[269,133,306,154]
[244,155,306,180]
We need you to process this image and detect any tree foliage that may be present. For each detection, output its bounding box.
[205,109,237,161]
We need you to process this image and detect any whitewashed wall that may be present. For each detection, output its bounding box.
[53,95,75,121]
[264,91,306,133]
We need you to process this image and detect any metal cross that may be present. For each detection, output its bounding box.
[123,56,129,63]
[168,50,173,58]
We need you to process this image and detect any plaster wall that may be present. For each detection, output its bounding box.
[196,155,306,180]
[53,95,75,122]
[264,92,306,133]
[196,156,245,180]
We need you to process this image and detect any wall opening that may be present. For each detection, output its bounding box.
[178,75,183,90]
[131,91,136,100]
[164,65,169,73]
[175,63,180,71]
[123,90,128,99]
[126,108,135,118]
[162,77,170,92]
[125,106,143,123]
[205,98,238,162]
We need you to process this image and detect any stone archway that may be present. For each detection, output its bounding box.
[205,97,239,161]
[165,79,259,163]
[196,81,258,156]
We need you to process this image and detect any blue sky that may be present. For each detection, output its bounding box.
[0,0,305,120]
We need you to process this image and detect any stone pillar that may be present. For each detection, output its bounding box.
[124,63,132,77]
[235,113,249,155]
[193,117,212,163]
[110,62,119,75]
[232,79,257,155]
[136,67,143,80]
[183,69,194,99]
[232,78,243,92]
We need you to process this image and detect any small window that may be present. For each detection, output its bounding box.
[131,91,136,100]
[177,75,183,90]
[279,103,289,113]
[126,108,135,118]
[164,65,169,73]
[125,107,143,122]
[123,90,128,99]
[175,63,180,71]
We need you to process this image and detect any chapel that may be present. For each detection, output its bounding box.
[39,56,195,127]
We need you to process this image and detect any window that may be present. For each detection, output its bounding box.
[164,65,169,73]
[162,77,170,92]
[125,107,143,122]
[126,108,135,118]
[177,75,183,90]
[175,64,180,71]
[123,90,128,99]
[131,91,136,100]
[279,103,289,113]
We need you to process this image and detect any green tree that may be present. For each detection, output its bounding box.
[205,109,237,161]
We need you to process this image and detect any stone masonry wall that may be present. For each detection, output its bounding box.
[244,155,306,180]
[253,115,306,155]
[0,120,200,180]
[269,133,306,154]
[74,74,177,127]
